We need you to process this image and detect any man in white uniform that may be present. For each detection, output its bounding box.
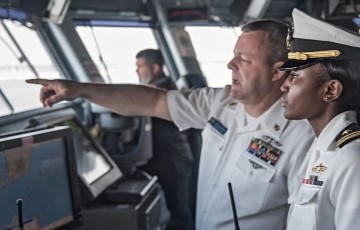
[26,19,314,230]
[279,9,360,230]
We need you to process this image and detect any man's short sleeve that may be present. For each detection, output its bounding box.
[167,86,231,131]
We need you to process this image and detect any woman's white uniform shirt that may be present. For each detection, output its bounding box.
[287,111,360,230]
[167,86,314,230]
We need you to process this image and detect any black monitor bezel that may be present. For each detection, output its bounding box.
[0,126,82,230]
[27,109,123,201]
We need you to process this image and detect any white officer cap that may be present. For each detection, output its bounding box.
[280,8,360,71]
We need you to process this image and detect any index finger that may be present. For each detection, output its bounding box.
[26,79,51,86]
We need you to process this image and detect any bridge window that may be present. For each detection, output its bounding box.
[76,24,240,88]
[0,19,63,116]
[76,26,158,84]
[185,26,241,87]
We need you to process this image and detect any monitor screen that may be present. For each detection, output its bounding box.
[0,126,82,230]
[27,109,123,201]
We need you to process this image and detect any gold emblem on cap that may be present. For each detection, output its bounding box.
[312,163,327,173]
[286,25,294,50]
[273,124,280,131]
[288,50,341,60]
[342,129,351,135]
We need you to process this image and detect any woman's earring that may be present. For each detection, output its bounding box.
[324,96,330,101]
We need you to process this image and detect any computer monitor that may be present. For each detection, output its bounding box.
[27,108,123,202]
[0,126,82,230]
[90,104,153,171]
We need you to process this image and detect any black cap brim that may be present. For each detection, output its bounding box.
[279,59,321,71]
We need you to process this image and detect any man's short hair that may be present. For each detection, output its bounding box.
[136,49,164,67]
[241,19,288,65]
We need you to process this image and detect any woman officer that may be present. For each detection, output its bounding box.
[280,9,360,230]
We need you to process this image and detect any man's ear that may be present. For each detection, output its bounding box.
[152,64,162,75]
[323,80,343,101]
[272,61,286,81]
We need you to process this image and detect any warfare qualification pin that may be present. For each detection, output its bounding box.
[312,163,327,173]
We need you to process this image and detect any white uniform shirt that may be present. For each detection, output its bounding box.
[167,86,314,230]
[287,111,360,230]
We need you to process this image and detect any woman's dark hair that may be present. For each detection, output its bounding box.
[321,60,360,123]
[241,19,288,65]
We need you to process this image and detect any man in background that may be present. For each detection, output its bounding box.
[135,49,194,230]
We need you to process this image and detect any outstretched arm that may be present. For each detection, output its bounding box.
[26,79,172,121]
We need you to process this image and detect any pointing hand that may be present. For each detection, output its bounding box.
[26,79,80,107]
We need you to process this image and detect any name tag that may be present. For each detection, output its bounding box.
[208,117,228,135]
